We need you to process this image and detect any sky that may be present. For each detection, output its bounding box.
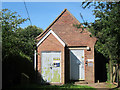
[2,2,95,30]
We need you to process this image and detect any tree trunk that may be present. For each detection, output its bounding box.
[112,65,116,82]
[109,59,113,83]
[118,63,120,87]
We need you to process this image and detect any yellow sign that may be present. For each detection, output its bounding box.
[53,58,60,60]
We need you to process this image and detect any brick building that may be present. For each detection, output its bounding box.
[35,9,97,85]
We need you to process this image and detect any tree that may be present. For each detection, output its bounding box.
[16,25,43,60]
[2,9,43,60]
[2,9,28,60]
[2,9,43,88]
[79,2,120,86]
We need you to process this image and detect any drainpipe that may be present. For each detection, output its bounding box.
[34,49,37,71]
[34,46,38,83]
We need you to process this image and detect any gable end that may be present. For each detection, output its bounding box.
[37,29,66,47]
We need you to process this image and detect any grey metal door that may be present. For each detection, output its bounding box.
[41,51,61,83]
[70,49,85,80]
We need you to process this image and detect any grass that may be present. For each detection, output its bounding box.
[9,83,96,90]
[106,81,118,89]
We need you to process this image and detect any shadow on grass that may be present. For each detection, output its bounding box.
[7,83,96,90]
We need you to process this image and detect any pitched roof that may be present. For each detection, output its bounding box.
[36,9,97,46]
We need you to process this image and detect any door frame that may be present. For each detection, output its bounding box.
[41,51,61,83]
[69,49,85,80]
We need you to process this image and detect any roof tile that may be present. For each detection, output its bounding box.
[36,9,97,46]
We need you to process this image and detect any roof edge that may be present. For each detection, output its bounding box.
[37,29,66,47]
[66,9,81,25]
[35,8,67,39]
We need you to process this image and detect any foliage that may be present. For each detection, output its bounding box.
[16,25,43,60]
[2,9,27,60]
[2,9,27,31]
[2,52,33,88]
[2,9,43,61]
[79,2,120,84]
[81,2,120,63]
[2,9,43,88]
[106,81,117,88]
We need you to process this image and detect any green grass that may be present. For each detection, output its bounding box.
[106,81,118,88]
[10,83,96,90]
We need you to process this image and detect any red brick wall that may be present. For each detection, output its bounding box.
[85,43,95,83]
[37,33,65,84]
[37,33,96,84]
[36,9,97,84]
[65,45,95,84]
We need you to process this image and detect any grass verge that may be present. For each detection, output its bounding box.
[5,83,96,90]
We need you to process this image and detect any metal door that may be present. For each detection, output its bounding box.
[70,50,84,80]
[41,51,61,83]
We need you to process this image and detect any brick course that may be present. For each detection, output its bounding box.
[36,9,97,84]
[37,34,65,84]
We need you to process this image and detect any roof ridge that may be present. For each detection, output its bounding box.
[36,8,67,39]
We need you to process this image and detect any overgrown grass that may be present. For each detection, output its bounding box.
[9,83,96,90]
[106,81,118,88]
